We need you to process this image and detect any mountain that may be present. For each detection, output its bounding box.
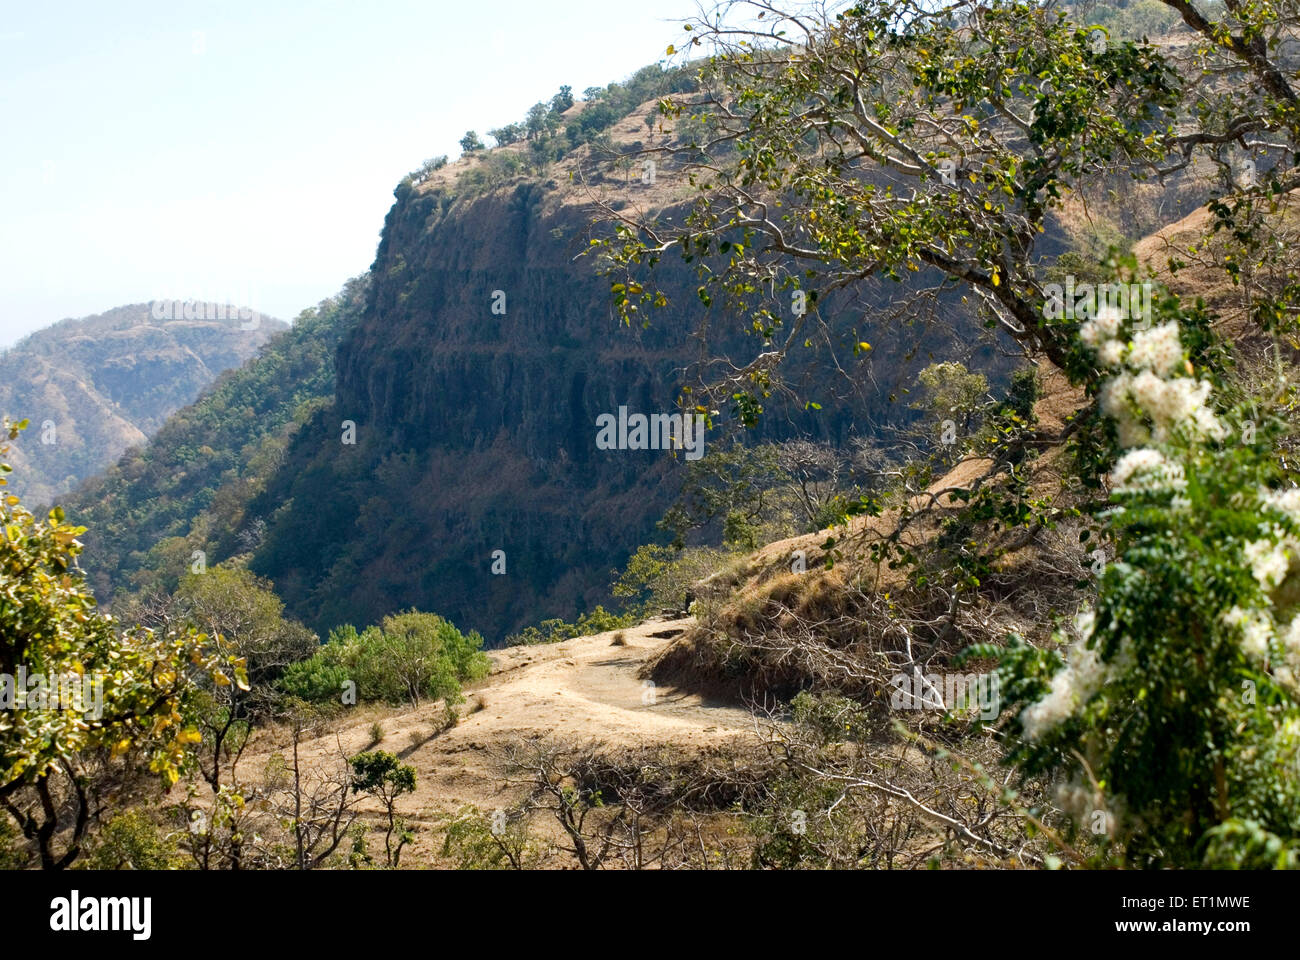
[65,283,365,601]
[0,302,286,505]
[66,67,1000,642]
[243,113,989,642]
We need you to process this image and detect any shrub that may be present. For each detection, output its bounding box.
[982,292,1300,867]
[505,605,637,646]
[280,611,488,707]
[349,751,416,867]
[79,810,185,871]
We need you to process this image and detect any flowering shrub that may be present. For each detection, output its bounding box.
[979,295,1300,868]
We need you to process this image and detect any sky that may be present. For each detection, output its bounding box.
[0,0,702,347]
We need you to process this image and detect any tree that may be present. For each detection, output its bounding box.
[267,703,361,870]
[524,102,551,140]
[0,420,244,868]
[459,130,485,153]
[595,0,1182,409]
[437,804,542,869]
[348,751,416,867]
[656,444,784,547]
[551,84,574,114]
[913,362,990,445]
[173,566,316,792]
[279,611,487,707]
[488,123,524,147]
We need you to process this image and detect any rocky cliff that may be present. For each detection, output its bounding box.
[247,134,987,642]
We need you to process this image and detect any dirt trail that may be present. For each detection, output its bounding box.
[242,616,755,832]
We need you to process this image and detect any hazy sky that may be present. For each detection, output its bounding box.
[0,0,699,347]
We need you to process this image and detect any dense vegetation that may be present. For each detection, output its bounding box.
[66,278,368,603]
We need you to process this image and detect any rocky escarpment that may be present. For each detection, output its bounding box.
[248,143,990,642]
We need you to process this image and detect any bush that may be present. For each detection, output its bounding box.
[280,611,488,707]
[505,605,636,646]
[984,291,1300,867]
[79,810,185,871]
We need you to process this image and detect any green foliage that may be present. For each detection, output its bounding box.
[0,421,245,866]
[612,543,735,616]
[550,85,574,114]
[349,750,415,796]
[79,810,185,870]
[65,279,368,604]
[488,124,523,147]
[349,750,416,867]
[1,425,245,792]
[1082,0,1182,41]
[176,566,317,684]
[408,155,448,186]
[281,611,487,706]
[505,605,637,646]
[437,804,542,869]
[593,1,1183,408]
[459,130,485,153]
[789,690,875,744]
[913,362,990,432]
[657,444,785,547]
[985,300,1300,867]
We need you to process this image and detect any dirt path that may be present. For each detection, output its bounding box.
[241,615,755,853]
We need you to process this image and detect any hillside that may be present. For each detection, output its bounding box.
[63,66,1193,644]
[62,65,1008,641]
[0,302,285,505]
[240,88,1010,643]
[64,282,366,601]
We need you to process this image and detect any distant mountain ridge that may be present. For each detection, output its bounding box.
[0,302,285,504]
[65,283,365,602]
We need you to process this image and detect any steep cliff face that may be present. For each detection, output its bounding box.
[249,157,981,642]
[1,303,285,504]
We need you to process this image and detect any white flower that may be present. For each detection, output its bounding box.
[1127,322,1184,377]
[1189,403,1227,441]
[1223,605,1273,661]
[1094,320,1222,448]
[1283,615,1300,666]
[1098,339,1125,368]
[1099,371,1132,419]
[1081,305,1123,346]
[1020,640,1114,740]
[1243,537,1292,590]
[1110,447,1187,494]
[1262,487,1300,526]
